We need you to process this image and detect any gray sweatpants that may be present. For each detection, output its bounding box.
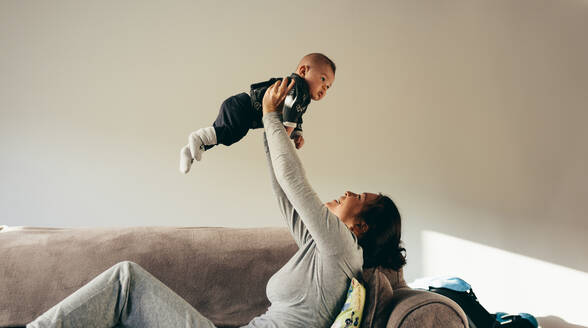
[28,261,217,328]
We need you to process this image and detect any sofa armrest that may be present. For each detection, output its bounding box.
[385,287,468,328]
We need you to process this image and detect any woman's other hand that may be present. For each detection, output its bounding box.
[262,77,295,115]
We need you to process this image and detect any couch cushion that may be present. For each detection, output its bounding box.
[379,267,408,290]
[362,267,395,328]
[0,227,297,328]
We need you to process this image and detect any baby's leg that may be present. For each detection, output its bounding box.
[212,93,256,146]
[179,126,217,173]
[188,127,217,160]
[180,93,254,173]
[28,261,217,328]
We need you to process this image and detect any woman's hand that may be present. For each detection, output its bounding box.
[262,77,295,115]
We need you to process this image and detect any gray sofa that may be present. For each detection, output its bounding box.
[0,226,468,328]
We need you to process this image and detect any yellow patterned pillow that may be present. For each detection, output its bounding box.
[330,277,366,328]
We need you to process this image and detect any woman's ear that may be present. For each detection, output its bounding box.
[353,221,369,239]
[358,222,369,235]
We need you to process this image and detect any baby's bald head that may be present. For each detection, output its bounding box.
[297,53,336,75]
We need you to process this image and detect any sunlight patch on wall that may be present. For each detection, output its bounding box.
[420,230,586,326]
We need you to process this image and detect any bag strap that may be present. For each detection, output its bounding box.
[429,287,499,328]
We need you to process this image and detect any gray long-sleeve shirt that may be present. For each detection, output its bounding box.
[247,112,363,328]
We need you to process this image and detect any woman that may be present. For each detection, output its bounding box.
[28,79,406,328]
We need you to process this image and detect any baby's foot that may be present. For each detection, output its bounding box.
[189,132,205,162]
[179,145,194,174]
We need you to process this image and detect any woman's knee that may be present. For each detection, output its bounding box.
[111,261,143,278]
[115,260,139,269]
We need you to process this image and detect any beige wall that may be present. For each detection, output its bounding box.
[1,0,586,325]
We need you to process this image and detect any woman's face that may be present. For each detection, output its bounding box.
[325,191,379,238]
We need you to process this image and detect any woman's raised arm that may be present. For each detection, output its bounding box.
[263,132,311,248]
[262,80,357,255]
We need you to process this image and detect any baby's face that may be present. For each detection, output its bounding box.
[300,64,335,101]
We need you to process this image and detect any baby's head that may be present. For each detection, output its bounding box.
[295,53,336,101]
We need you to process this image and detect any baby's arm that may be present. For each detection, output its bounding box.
[284,126,295,136]
[284,125,304,148]
[294,134,304,149]
[291,118,304,149]
[282,76,302,138]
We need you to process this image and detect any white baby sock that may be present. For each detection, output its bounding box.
[196,127,217,146]
[180,127,217,174]
[189,127,216,159]
[179,145,193,174]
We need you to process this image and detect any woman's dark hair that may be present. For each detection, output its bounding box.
[357,194,406,270]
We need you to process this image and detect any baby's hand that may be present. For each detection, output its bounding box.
[294,135,305,149]
[285,126,295,137]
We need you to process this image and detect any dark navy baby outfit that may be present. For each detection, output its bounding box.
[208,73,311,149]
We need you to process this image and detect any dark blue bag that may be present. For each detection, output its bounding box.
[411,277,538,328]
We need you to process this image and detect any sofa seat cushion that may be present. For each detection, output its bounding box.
[0,227,297,328]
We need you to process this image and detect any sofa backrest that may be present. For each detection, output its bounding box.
[0,226,406,327]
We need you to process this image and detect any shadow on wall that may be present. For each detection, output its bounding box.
[538,316,588,328]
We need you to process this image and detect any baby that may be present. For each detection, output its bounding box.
[179,53,336,174]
